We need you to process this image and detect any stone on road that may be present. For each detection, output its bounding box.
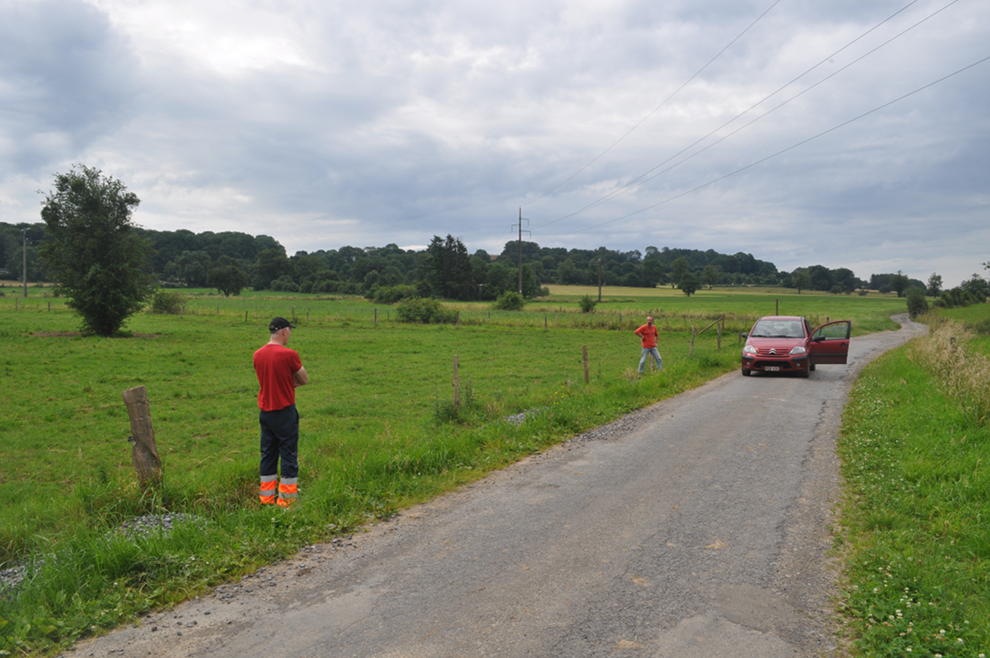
[70,316,924,657]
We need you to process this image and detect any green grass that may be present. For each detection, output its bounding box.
[837,305,990,655]
[0,285,912,654]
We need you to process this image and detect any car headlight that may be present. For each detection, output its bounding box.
[743,345,757,354]
[790,346,807,355]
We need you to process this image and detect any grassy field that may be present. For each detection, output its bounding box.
[836,304,990,655]
[0,285,908,654]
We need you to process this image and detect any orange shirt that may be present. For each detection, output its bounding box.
[253,343,303,411]
[634,323,658,348]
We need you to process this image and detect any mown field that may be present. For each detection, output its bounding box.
[0,285,906,654]
[837,303,990,655]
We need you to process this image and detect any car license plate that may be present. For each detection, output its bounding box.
[764,366,780,372]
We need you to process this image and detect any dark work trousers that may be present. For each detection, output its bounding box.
[259,405,299,478]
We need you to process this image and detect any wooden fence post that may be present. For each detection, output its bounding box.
[716,315,722,351]
[122,386,162,489]
[452,356,461,409]
[582,346,590,384]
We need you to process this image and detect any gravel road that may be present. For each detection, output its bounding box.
[68,315,925,658]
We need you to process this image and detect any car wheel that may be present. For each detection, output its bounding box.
[809,363,816,371]
[741,368,751,376]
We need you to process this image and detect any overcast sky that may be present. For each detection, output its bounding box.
[1,0,987,285]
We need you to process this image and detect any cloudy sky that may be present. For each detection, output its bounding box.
[1,0,987,285]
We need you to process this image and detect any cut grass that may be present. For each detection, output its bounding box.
[837,308,990,655]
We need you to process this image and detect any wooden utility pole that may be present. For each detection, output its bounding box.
[512,209,530,295]
[21,227,28,298]
[122,386,162,488]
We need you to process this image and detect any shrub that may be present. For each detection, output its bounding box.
[905,287,928,318]
[371,285,418,304]
[270,276,299,292]
[397,297,458,324]
[579,295,597,313]
[149,289,186,314]
[493,290,525,311]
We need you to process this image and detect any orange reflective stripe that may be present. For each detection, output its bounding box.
[278,482,298,494]
[259,494,276,504]
[276,497,295,508]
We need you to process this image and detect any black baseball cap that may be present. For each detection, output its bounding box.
[268,317,295,333]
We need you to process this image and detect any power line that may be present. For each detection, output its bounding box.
[589,53,990,229]
[542,0,943,227]
[533,0,783,201]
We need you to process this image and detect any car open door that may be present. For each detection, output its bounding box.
[809,320,851,364]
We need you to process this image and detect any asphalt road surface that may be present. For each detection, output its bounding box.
[70,316,925,658]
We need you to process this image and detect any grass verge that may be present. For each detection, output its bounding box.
[836,314,990,655]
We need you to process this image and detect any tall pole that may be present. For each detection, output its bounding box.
[511,209,529,295]
[22,227,28,298]
[517,208,523,294]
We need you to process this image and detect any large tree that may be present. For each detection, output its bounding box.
[40,165,154,336]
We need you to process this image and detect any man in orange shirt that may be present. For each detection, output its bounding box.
[634,315,663,374]
[253,317,309,506]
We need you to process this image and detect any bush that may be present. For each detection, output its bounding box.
[371,285,417,304]
[905,287,928,318]
[270,276,299,292]
[397,297,458,324]
[149,289,186,314]
[579,295,597,313]
[493,290,525,311]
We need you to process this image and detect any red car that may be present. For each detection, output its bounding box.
[741,315,850,377]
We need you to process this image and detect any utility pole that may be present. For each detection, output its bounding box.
[511,208,530,295]
[597,246,605,302]
[21,226,28,298]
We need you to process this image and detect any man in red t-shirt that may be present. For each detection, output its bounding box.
[633,315,663,374]
[253,317,309,506]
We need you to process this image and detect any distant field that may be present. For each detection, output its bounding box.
[0,285,911,654]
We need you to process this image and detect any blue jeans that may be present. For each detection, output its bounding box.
[259,405,299,479]
[638,347,663,373]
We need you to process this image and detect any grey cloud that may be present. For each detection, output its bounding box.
[0,0,138,173]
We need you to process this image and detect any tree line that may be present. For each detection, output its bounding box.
[2,220,935,300]
[3,164,986,337]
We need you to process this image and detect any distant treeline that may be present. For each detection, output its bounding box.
[0,222,937,300]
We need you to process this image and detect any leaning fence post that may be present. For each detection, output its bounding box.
[582,346,590,384]
[122,386,162,489]
[716,316,723,351]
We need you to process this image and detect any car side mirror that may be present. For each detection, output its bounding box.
[739,332,748,339]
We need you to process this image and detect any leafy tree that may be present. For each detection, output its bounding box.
[670,257,690,289]
[679,271,700,296]
[209,263,247,296]
[926,273,943,296]
[40,165,153,336]
[253,247,290,290]
[701,264,720,289]
[891,271,910,297]
[792,269,811,294]
[423,235,476,300]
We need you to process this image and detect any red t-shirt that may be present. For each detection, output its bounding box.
[634,323,659,348]
[253,343,303,411]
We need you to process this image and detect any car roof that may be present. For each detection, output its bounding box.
[756,315,805,321]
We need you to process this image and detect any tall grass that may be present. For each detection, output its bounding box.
[837,308,990,655]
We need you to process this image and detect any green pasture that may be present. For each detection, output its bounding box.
[0,285,908,654]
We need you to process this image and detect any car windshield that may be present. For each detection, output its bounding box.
[750,320,804,338]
